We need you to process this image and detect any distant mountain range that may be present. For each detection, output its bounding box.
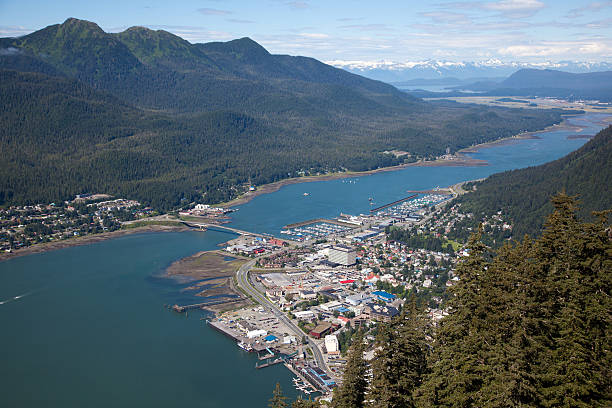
[0,18,564,209]
[327,59,612,82]
[404,68,612,102]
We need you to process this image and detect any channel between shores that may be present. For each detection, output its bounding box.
[217,117,580,208]
[0,115,583,262]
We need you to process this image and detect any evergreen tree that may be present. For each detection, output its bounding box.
[473,237,540,407]
[332,330,367,408]
[530,195,611,407]
[416,195,611,407]
[416,227,490,407]
[292,397,320,407]
[269,382,288,408]
[369,299,428,408]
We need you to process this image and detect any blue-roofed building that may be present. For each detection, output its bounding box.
[336,307,350,313]
[263,334,278,343]
[372,290,396,302]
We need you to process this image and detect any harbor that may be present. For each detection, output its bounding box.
[280,220,355,241]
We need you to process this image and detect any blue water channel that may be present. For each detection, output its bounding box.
[0,113,608,407]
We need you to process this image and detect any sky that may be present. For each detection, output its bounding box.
[1,0,611,63]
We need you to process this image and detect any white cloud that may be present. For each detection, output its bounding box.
[567,1,612,18]
[197,8,232,16]
[227,19,255,24]
[0,25,34,37]
[499,44,570,57]
[436,0,545,18]
[299,33,329,39]
[339,23,394,31]
[485,0,544,12]
[499,40,612,57]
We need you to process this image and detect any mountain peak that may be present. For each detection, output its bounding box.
[202,37,270,58]
[60,18,105,35]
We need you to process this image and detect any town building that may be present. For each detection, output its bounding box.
[328,245,356,266]
[310,322,333,339]
[325,334,340,355]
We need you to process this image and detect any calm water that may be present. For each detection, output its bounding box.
[0,113,608,407]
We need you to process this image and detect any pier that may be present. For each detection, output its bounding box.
[256,357,285,369]
[283,218,357,230]
[171,298,243,313]
[370,194,418,212]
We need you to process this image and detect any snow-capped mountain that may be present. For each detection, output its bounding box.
[326,59,612,83]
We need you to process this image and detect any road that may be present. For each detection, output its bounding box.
[235,259,329,376]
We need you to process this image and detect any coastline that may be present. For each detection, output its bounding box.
[0,224,190,262]
[1,115,587,261]
[219,118,576,208]
[219,156,488,208]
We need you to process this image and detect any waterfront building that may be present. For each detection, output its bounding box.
[247,329,268,338]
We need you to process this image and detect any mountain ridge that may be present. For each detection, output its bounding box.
[0,18,566,209]
[329,59,612,82]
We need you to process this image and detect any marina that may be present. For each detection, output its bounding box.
[369,193,418,212]
[373,193,453,220]
[280,220,355,241]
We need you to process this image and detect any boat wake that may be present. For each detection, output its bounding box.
[0,292,31,305]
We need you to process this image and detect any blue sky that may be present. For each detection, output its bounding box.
[1,0,611,63]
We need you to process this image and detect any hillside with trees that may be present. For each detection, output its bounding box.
[0,18,565,209]
[453,125,612,238]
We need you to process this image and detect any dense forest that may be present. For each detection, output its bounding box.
[270,195,612,407]
[454,125,612,238]
[0,18,564,210]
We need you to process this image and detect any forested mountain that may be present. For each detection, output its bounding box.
[0,18,565,209]
[455,125,612,238]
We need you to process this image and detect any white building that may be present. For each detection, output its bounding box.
[328,245,356,266]
[294,310,315,320]
[346,293,372,306]
[325,334,340,355]
[320,300,343,311]
[246,329,267,338]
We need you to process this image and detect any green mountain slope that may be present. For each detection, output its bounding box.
[0,18,567,209]
[455,125,612,237]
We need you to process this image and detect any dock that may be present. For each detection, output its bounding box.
[207,319,242,342]
[171,297,243,313]
[283,218,357,230]
[370,194,418,212]
[207,319,269,353]
[256,357,285,369]
[406,189,452,195]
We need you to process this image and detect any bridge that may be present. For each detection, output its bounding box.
[181,221,268,238]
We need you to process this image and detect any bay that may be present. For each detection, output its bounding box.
[0,112,608,407]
